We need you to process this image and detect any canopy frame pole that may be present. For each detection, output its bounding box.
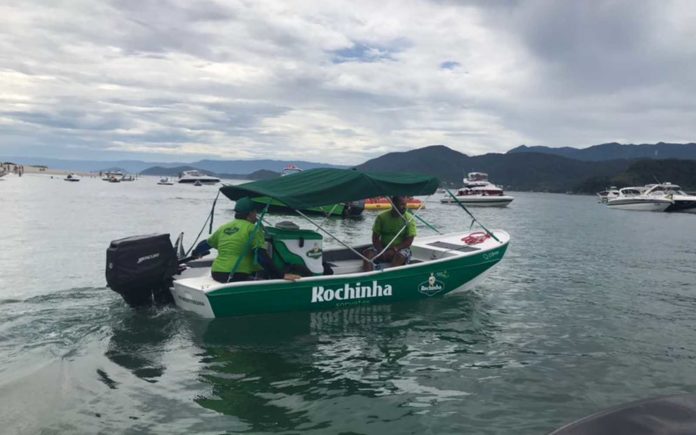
[185,190,221,256]
[294,209,373,263]
[399,194,441,234]
[444,188,501,243]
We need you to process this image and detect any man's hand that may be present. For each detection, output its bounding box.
[283,273,302,281]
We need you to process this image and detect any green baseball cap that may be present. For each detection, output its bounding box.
[234,197,263,213]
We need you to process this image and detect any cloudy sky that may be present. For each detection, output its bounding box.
[1,0,695,164]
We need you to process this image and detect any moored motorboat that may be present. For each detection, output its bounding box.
[64,173,80,182]
[157,177,174,185]
[102,171,123,181]
[607,187,672,211]
[281,163,303,176]
[178,170,220,184]
[441,172,514,207]
[597,186,620,203]
[105,168,509,318]
[643,182,696,214]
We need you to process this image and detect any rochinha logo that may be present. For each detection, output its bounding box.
[306,243,322,259]
[418,273,444,297]
[312,281,392,303]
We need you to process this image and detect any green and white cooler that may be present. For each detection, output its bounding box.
[265,225,324,275]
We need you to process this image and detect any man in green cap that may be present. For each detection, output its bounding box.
[192,197,300,283]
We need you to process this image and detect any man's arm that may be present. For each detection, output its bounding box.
[255,248,301,281]
[394,236,414,250]
[372,232,384,251]
[192,240,212,258]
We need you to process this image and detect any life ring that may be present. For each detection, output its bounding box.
[462,232,490,245]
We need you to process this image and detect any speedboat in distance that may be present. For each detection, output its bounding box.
[597,186,620,203]
[178,170,220,185]
[607,187,672,211]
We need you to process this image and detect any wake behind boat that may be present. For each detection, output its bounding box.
[105,168,510,318]
[440,172,514,207]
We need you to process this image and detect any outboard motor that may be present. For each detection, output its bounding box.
[106,234,178,307]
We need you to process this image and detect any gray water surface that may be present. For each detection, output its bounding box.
[1,174,695,434]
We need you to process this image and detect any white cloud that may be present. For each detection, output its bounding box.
[0,0,695,164]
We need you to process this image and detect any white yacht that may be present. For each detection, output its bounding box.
[102,171,123,181]
[597,186,620,203]
[643,182,696,214]
[607,187,672,211]
[440,172,514,207]
[178,170,220,185]
[281,164,303,176]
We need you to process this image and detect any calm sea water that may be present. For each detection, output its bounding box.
[1,174,695,434]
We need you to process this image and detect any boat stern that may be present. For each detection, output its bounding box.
[171,279,217,318]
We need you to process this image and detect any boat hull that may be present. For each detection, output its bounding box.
[665,197,696,213]
[441,196,514,207]
[179,179,219,184]
[172,232,509,318]
[607,199,672,211]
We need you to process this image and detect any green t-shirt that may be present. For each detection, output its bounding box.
[207,219,265,274]
[372,210,417,247]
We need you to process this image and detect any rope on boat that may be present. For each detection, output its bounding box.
[443,188,501,243]
[185,190,221,257]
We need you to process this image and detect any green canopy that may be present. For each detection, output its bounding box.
[220,168,440,209]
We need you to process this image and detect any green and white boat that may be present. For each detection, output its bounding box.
[106,168,509,318]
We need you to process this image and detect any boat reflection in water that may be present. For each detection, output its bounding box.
[183,292,495,432]
[102,287,495,432]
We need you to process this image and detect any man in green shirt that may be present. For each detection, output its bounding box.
[192,197,300,283]
[362,196,417,271]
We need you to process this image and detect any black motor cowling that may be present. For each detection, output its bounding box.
[106,234,178,307]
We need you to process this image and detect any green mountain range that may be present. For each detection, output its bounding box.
[508,142,696,161]
[8,142,696,192]
[357,145,696,192]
